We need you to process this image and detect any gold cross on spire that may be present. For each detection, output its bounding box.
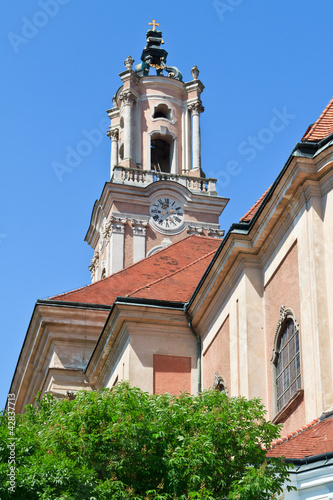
[149,19,159,31]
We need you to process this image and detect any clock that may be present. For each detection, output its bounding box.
[150,197,184,231]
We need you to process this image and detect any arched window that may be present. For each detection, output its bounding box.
[151,138,171,173]
[272,307,301,413]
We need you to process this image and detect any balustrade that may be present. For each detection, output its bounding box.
[112,166,217,194]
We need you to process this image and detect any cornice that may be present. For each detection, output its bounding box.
[184,79,205,93]
[188,232,251,323]
[138,92,184,108]
[85,179,228,247]
[9,303,108,412]
[140,75,185,92]
[40,367,90,399]
[86,300,187,385]
[93,324,130,390]
[119,69,141,85]
[187,150,333,324]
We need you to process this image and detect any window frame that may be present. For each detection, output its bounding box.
[271,306,302,421]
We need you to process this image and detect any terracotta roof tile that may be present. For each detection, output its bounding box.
[49,235,221,306]
[240,186,271,222]
[302,97,333,142]
[129,251,217,302]
[266,416,333,460]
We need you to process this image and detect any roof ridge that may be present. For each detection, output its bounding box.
[128,248,218,297]
[48,234,216,300]
[267,418,320,450]
[302,97,333,141]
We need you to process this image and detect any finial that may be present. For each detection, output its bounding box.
[148,19,159,31]
[191,65,199,80]
[134,22,182,81]
[124,55,134,71]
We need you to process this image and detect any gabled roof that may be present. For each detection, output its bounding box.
[266,415,333,460]
[302,97,333,142]
[49,235,221,305]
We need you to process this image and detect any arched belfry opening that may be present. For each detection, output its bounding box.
[151,137,171,173]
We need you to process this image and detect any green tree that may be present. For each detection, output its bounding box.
[0,383,293,499]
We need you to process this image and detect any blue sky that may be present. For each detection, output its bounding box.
[1,0,332,409]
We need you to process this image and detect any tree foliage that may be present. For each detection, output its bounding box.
[0,383,293,499]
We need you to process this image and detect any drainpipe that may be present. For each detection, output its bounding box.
[185,308,201,394]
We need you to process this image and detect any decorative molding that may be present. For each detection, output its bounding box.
[88,251,99,280]
[188,99,205,115]
[213,372,228,395]
[150,102,176,125]
[103,219,112,240]
[107,127,119,141]
[99,218,110,252]
[186,225,204,235]
[271,305,299,364]
[100,261,106,279]
[110,216,127,235]
[131,219,148,236]
[207,228,225,238]
[119,89,137,106]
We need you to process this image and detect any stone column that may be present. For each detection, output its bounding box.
[189,100,204,171]
[107,128,119,176]
[109,217,127,274]
[132,220,148,263]
[119,90,136,161]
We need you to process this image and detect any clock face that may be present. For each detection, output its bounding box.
[150,197,184,230]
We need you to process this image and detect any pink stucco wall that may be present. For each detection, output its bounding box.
[203,316,230,391]
[264,241,303,430]
[153,354,191,395]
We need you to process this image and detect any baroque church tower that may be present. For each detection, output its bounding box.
[9,26,333,487]
[85,21,228,282]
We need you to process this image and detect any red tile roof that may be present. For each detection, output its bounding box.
[49,235,221,306]
[240,187,271,223]
[266,416,333,460]
[302,97,333,142]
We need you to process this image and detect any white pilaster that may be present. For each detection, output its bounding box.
[189,100,204,171]
[119,90,136,161]
[108,128,119,177]
[109,217,127,274]
[132,220,148,263]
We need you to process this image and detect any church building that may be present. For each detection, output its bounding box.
[9,20,333,498]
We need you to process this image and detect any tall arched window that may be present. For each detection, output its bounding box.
[272,306,301,413]
[151,138,171,173]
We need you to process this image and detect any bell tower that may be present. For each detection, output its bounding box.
[85,21,228,282]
